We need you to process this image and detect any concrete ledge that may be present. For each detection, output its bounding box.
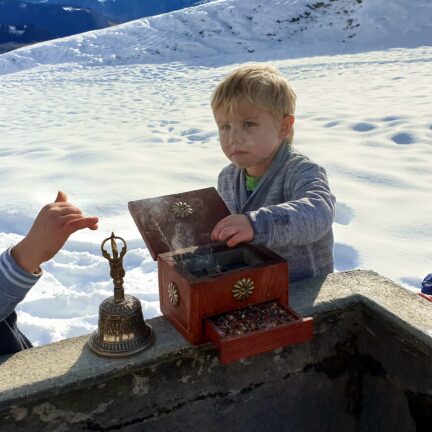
[290,269,432,347]
[1,270,431,431]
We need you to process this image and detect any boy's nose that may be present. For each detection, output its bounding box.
[228,128,244,145]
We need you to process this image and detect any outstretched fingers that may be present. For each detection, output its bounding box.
[64,217,99,235]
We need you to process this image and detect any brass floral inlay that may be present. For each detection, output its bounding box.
[168,281,180,306]
[232,278,254,301]
[171,202,193,219]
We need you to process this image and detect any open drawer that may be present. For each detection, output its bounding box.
[204,301,313,364]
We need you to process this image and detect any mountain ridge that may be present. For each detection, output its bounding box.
[0,0,431,75]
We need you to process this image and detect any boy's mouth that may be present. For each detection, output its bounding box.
[231,150,247,156]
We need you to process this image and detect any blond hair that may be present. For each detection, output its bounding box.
[211,64,297,143]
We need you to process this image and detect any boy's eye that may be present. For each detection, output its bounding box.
[244,122,256,127]
[219,124,230,131]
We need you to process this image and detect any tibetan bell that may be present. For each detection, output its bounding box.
[88,232,153,357]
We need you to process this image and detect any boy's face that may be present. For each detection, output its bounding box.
[214,98,293,177]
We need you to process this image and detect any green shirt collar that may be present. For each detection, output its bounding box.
[245,173,262,192]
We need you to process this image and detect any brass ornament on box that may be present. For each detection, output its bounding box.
[88,232,153,357]
[171,201,193,219]
[232,278,254,301]
[168,281,180,307]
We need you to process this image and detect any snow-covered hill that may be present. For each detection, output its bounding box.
[1,0,431,75]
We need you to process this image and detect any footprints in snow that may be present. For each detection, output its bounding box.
[180,128,216,143]
[352,122,376,132]
[333,201,359,271]
[147,120,217,144]
[334,243,360,272]
[324,120,339,128]
[321,115,422,146]
[335,202,354,226]
[391,132,415,145]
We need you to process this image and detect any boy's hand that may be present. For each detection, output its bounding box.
[11,191,99,274]
[211,214,254,247]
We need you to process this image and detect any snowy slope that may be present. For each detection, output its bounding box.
[1,0,431,75]
[1,47,431,345]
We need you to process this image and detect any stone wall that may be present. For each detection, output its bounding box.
[1,270,431,431]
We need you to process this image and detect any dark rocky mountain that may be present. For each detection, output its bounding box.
[0,0,115,47]
[24,0,211,22]
[0,22,50,43]
[0,0,211,53]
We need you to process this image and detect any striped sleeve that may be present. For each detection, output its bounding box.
[0,247,42,321]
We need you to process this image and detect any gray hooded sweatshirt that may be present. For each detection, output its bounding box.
[217,144,335,282]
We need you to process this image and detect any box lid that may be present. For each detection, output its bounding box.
[128,187,231,260]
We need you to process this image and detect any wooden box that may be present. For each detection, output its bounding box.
[128,187,313,363]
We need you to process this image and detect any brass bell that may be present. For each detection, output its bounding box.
[88,232,153,357]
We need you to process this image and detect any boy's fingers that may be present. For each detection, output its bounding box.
[211,225,222,240]
[211,223,222,237]
[55,191,68,203]
[211,226,222,241]
[226,233,242,247]
[214,217,230,230]
[211,217,232,240]
[218,226,237,242]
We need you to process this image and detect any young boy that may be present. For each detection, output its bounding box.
[0,191,98,355]
[210,65,335,282]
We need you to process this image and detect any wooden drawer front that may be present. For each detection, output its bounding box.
[204,304,313,364]
[194,261,288,318]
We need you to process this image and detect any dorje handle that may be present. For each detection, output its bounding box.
[101,232,128,303]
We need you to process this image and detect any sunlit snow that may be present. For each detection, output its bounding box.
[0,0,431,345]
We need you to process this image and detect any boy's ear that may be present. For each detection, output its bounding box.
[279,115,295,138]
